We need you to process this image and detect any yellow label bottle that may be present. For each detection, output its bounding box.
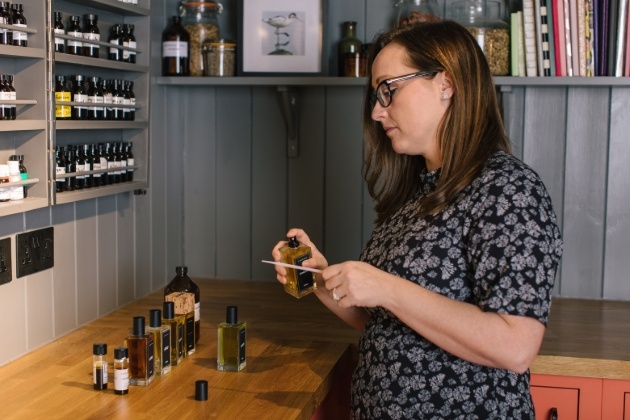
[55,75,71,119]
[280,236,316,298]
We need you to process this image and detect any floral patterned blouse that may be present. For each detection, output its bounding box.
[352,151,563,419]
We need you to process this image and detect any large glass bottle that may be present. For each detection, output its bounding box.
[179,1,222,76]
[394,0,442,27]
[338,21,363,77]
[82,14,100,58]
[279,237,316,298]
[164,266,200,344]
[122,24,137,63]
[108,24,122,61]
[162,16,190,76]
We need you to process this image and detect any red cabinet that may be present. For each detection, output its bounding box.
[602,379,630,419]
[531,374,602,419]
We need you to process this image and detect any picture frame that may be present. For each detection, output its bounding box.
[237,0,328,76]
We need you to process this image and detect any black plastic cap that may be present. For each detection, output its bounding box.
[176,266,188,275]
[288,237,299,248]
[93,342,107,355]
[195,380,208,401]
[114,346,128,359]
[132,316,145,336]
[149,309,162,327]
[226,306,238,324]
[163,301,175,319]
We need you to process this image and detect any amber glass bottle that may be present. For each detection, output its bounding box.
[125,316,155,386]
[279,237,316,298]
[164,266,200,344]
[162,16,190,76]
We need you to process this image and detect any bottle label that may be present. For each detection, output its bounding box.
[109,40,120,57]
[147,339,155,378]
[93,361,108,386]
[124,40,137,60]
[68,30,83,48]
[56,166,66,181]
[163,41,188,58]
[54,28,65,47]
[177,322,184,359]
[127,158,135,170]
[114,367,129,391]
[185,315,195,353]
[55,91,71,118]
[161,329,171,368]
[238,326,246,364]
[92,161,101,179]
[74,93,88,112]
[76,164,85,179]
[294,253,315,292]
[194,302,200,322]
[83,32,100,50]
[12,23,27,42]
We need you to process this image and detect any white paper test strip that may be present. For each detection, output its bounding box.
[261,260,323,273]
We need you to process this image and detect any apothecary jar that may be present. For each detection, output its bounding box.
[179,1,223,76]
[394,0,442,27]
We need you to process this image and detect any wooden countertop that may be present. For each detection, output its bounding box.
[0,279,360,420]
[1,279,630,419]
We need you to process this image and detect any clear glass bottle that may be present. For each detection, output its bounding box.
[82,14,100,58]
[113,346,129,395]
[11,4,27,47]
[125,316,155,386]
[53,11,65,53]
[146,309,172,376]
[338,21,362,77]
[279,237,316,298]
[217,306,246,372]
[162,301,185,366]
[67,15,83,55]
[92,343,108,390]
[162,16,190,76]
[394,0,442,28]
[451,0,510,76]
[164,266,200,345]
[179,1,222,76]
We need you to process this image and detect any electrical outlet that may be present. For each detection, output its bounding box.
[0,237,11,286]
[16,227,54,278]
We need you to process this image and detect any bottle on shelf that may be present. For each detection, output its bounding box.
[111,79,124,121]
[146,309,172,376]
[118,142,128,182]
[161,301,185,366]
[164,266,200,345]
[108,24,122,61]
[162,16,190,76]
[122,82,132,121]
[279,237,316,298]
[122,24,136,63]
[91,143,102,187]
[0,2,12,45]
[82,14,100,58]
[83,145,93,189]
[55,146,67,193]
[105,142,115,185]
[113,346,129,395]
[71,75,88,120]
[9,155,27,198]
[102,79,113,120]
[87,76,104,120]
[64,146,76,192]
[125,81,136,121]
[10,3,27,47]
[113,141,122,184]
[6,74,16,120]
[0,164,10,202]
[338,21,363,77]
[92,343,108,390]
[99,143,109,186]
[125,316,155,386]
[7,160,23,201]
[55,75,71,120]
[217,306,247,372]
[0,75,11,120]
[67,15,83,55]
[53,11,65,53]
[75,146,85,190]
[125,142,134,182]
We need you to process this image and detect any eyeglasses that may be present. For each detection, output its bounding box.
[371,70,440,108]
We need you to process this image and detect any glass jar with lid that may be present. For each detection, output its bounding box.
[394,0,442,28]
[202,40,236,76]
[451,0,510,76]
[179,1,223,76]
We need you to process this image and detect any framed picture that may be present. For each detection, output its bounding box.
[237,0,328,76]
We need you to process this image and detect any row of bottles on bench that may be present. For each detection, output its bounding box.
[53,12,137,63]
[55,142,134,193]
[55,75,135,121]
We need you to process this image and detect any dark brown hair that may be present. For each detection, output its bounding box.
[363,20,511,224]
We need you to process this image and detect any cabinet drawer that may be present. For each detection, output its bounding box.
[602,379,630,419]
[531,374,602,420]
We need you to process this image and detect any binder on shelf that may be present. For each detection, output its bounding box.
[518,11,527,76]
[607,0,619,75]
[511,12,520,76]
[524,0,539,76]
[537,0,553,76]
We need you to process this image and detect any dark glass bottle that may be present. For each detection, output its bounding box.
[113,142,122,184]
[111,79,124,121]
[108,24,122,61]
[0,77,10,120]
[105,142,115,185]
[75,145,85,190]
[90,143,102,187]
[11,4,27,47]
[338,21,363,77]
[126,81,135,121]
[122,24,136,63]
[83,144,93,189]
[6,74,15,119]
[125,316,155,386]
[82,14,100,58]
[118,142,128,182]
[87,76,104,120]
[53,11,65,53]
[67,15,82,55]
[162,16,190,76]
[55,146,67,192]
[122,81,131,121]
[17,155,27,197]
[164,266,200,345]
[101,79,113,120]
[97,143,108,186]
[64,146,76,192]
[125,142,134,182]
[0,2,12,45]
[55,75,71,120]
[71,75,88,120]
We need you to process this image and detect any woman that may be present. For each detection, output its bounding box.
[272,21,563,419]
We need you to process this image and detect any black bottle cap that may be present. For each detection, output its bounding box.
[288,237,299,248]
[163,301,175,319]
[149,309,162,327]
[226,306,238,324]
[93,342,107,355]
[195,380,208,401]
[132,316,145,336]
[84,13,98,21]
[176,266,188,275]
[114,346,128,359]
[70,15,81,22]
[54,11,62,19]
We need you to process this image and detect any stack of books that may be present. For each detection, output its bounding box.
[510,0,630,76]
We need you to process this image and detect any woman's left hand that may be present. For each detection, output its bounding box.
[321,261,394,308]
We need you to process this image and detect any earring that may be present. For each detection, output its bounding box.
[442,93,449,100]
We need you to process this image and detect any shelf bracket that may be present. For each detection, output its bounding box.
[277,86,299,158]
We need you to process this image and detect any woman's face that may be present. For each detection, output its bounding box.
[370,43,452,171]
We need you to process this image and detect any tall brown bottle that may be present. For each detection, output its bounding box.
[161,16,190,76]
[164,266,200,344]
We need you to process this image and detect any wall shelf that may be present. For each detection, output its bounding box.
[54,180,148,204]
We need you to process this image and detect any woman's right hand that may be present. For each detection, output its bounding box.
[271,228,328,285]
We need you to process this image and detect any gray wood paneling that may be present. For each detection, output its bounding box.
[117,193,135,305]
[97,196,118,316]
[74,200,98,326]
[53,203,79,334]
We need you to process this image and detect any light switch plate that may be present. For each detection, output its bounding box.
[0,237,11,285]
[16,227,54,278]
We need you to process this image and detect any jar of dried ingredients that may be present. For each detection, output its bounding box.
[179,1,222,76]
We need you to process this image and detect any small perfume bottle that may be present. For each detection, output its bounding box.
[165,291,196,356]
[113,346,129,395]
[146,309,172,376]
[125,316,155,386]
[162,301,185,366]
[280,236,316,298]
[217,306,246,372]
[93,343,108,390]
